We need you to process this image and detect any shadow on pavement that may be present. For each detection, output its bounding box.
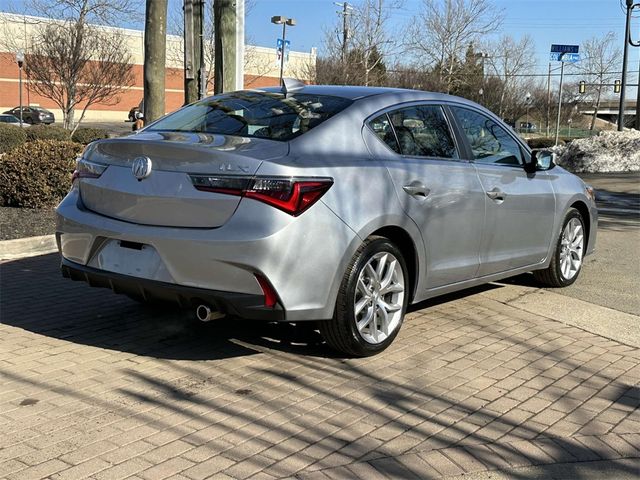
[1,253,638,478]
[0,253,334,360]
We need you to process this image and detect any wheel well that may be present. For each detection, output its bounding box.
[371,226,418,302]
[570,201,591,246]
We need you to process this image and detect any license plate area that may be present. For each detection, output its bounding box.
[88,239,175,283]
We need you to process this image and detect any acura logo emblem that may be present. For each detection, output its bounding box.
[132,156,152,180]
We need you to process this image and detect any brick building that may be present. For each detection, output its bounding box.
[0,13,316,122]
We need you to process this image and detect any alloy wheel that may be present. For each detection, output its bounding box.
[354,252,405,344]
[559,217,584,280]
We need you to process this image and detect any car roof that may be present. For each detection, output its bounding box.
[256,84,472,104]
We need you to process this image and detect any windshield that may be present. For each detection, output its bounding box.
[146,91,353,141]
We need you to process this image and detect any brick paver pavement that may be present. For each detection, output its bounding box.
[1,253,639,479]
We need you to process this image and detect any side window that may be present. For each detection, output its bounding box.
[450,106,523,166]
[369,113,400,153]
[387,105,457,158]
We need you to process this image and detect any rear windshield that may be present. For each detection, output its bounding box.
[146,91,353,141]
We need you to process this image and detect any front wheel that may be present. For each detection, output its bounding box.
[321,236,409,357]
[534,208,585,287]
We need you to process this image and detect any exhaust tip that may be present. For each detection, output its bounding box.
[196,304,225,322]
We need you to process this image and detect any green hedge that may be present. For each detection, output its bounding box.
[0,124,27,154]
[0,139,83,208]
[25,125,71,142]
[72,127,109,144]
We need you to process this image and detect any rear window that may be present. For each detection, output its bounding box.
[146,91,353,141]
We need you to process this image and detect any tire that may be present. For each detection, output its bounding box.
[321,236,409,357]
[534,208,586,287]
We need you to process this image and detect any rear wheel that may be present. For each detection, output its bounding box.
[321,236,408,357]
[534,208,585,287]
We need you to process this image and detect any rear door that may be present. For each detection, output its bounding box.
[449,105,555,275]
[372,104,486,289]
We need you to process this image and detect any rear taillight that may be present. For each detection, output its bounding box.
[190,175,333,216]
[72,158,107,183]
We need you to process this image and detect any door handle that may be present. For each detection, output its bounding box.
[486,187,507,201]
[403,181,430,198]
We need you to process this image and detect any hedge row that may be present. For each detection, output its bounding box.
[0,140,83,208]
[0,124,108,154]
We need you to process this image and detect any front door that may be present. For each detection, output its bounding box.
[449,106,555,276]
[370,104,486,289]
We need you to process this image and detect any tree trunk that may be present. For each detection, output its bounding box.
[144,0,167,123]
[214,0,237,94]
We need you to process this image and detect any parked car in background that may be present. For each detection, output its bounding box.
[519,122,537,133]
[0,113,30,127]
[3,106,55,125]
[57,84,597,357]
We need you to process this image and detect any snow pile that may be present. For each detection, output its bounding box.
[554,130,640,173]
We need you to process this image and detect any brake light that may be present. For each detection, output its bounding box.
[72,158,107,182]
[190,175,333,216]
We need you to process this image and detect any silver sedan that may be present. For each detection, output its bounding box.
[57,84,597,356]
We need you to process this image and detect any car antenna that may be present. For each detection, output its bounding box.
[282,78,305,98]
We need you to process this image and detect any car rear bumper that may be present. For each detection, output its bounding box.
[61,257,285,321]
[56,188,360,322]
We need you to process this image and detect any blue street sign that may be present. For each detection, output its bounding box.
[276,38,291,63]
[551,44,579,54]
[550,52,580,62]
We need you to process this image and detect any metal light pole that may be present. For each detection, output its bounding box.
[555,53,566,146]
[271,16,295,86]
[16,50,24,127]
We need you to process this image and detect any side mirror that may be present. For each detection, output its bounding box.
[525,149,556,173]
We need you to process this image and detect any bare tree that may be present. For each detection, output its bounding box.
[484,34,537,118]
[350,0,400,86]
[408,0,503,93]
[25,22,133,132]
[28,0,138,25]
[578,32,622,131]
[4,0,137,131]
[316,0,400,86]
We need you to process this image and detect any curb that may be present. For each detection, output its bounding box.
[0,234,57,261]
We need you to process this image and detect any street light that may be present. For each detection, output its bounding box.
[271,15,296,86]
[15,50,24,127]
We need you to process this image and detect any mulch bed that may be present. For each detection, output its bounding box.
[0,206,57,240]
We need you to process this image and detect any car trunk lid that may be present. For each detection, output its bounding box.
[79,131,287,228]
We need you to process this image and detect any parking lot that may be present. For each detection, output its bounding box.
[0,176,639,479]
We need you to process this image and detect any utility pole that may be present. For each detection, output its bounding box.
[618,0,634,130]
[636,56,640,130]
[335,2,352,62]
[335,2,353,83]
[144,0,167,124]
[183,0,203,104]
